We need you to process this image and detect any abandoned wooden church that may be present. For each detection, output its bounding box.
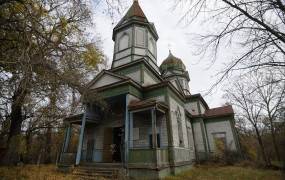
[58,0,240,179]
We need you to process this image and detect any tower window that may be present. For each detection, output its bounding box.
[118,33,129,51]
[149,37,156,55]
[135,28,145,47]
[179,79,184,89]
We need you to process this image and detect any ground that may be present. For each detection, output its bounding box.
[0,165,76,180]
[0,164,283,180]
[164,164,284,180]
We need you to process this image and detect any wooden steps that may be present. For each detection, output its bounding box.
[72,163,126,180]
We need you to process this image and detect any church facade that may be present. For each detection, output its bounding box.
[59,1,240,179]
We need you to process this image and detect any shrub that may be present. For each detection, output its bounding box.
[210,138,241,165]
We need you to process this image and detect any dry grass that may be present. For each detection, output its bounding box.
[164,164,284,180]
[0,165,75,180]
[0,164,283,180]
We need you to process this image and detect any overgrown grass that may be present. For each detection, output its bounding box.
[0,164,283,180]
[0,165,75,180]
[164,164,284,180]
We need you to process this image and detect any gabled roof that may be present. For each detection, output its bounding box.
[204,105,234,118]
[186,93,209,110]
[87,70,129,89]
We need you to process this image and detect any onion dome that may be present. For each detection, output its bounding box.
[160,51,186,73]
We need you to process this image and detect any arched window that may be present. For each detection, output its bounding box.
[118,33,129,51]
[176,107,184,147]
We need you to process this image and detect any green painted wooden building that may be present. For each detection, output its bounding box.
[58,1,241,179]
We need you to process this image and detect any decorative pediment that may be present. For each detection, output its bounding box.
[88,70,128,89]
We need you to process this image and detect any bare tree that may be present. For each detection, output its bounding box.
[173,0,285,89]
[253,72,285,161]
[224,79,271,166]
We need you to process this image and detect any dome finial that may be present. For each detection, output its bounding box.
[168,43,172,55]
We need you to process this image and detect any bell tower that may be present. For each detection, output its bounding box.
[111,0,159,72]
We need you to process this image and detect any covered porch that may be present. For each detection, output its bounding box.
[59,95,171,169]
[127,100,170,168]
[59,94,127,166]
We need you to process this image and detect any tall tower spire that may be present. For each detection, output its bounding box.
[111,0,159,72]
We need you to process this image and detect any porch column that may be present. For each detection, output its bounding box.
[124,94,129,165]
[59,123,72,163]
[151,108,158,168]
[151,108,157,148]
[129,112,134,148]
[166,110,175,173]
[76,112,87,165]
[63,123,72,153]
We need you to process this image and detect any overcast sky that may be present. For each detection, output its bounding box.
[92,0,228,108]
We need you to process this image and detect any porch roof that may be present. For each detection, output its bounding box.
[63,113,98,125]
[128,99,168,112]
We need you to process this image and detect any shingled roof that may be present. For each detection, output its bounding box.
[125,0,146,19]
[115,0,148,28]
[204,105,234,118]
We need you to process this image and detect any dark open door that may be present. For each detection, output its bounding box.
[86,138,95,162]
[112,127,123,162]
[103,128,113,162]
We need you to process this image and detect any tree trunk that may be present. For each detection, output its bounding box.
[25,131,32,163]
[254,126,271,166]
[0,81,28,165]
[45,127,52,163]
[270,125,281,161]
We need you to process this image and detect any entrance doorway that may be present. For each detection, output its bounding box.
[112,127,123,162]
[86,138,95,162]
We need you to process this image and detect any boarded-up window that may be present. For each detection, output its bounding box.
[136,28,145,47]
[213,132,226,151]
[133,128,139,140]
[187,126,194,150]
[119,33,129,51]
[149,37,155,55]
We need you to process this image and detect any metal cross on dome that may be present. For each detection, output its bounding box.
[168,43,172,53]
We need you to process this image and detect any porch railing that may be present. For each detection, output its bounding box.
[60,153,76,165]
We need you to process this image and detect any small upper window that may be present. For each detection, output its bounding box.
[118,33,129,51]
